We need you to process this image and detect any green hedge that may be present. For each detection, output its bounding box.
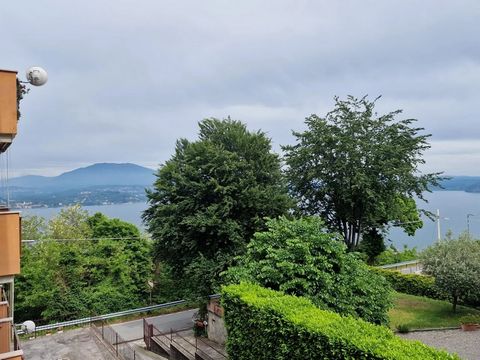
[221,283,459,360]
[370,267,480,308]
[369,267,445,299]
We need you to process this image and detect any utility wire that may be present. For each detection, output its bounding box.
[22,237,149,243]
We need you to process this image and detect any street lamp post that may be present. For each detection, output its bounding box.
[435,209,449,241]
[436,209,441,241]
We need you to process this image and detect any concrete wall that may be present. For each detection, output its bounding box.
[149,338,170,358]
[0,350,24,360]
[207,299,227,345]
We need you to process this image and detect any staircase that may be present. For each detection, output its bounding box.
[143,320,226,360]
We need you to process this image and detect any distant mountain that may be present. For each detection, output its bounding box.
[10,163,156,190]
[437,176,480,193]
[4,163,156,208]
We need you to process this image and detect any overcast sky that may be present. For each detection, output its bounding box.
[1,1,480,177]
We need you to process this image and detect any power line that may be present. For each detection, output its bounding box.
[22,237,149,243]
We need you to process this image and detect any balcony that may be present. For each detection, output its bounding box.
[0,211,21,277]
[0,288,23,359]
[0,70,18,154]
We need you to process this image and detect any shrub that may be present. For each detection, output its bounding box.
[371,267,480,310]
[459,314,480,325]
[221,283,459,360]
[396,324,411,333]
[224,217,392,325]
[369,267,445,299]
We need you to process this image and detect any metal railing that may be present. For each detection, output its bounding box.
[91,320,137,360]
[16,299,187,335]
[143,317,227,360]
[151,325,173,350]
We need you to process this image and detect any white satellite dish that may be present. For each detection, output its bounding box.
[25,67,48,86]
[22,320,36,334]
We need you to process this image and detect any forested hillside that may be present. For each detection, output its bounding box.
[438,176,480,192]
[5,163,155,208]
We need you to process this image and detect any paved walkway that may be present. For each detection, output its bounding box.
[399,329,480,360]
[111,308,197,341]
[21,327,115,360]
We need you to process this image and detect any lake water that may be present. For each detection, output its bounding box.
[19,191,480,250]
[388,191,480,249]
[21,202,149,229]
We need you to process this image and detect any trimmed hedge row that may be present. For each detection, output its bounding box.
[369,267,446,299]
[222,283,459,360]
[370,267,480,308]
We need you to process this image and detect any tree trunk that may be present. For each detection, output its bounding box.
[339,220,363,251]
[452,294,458,312]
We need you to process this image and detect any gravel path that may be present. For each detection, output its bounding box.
[399,329,480,360]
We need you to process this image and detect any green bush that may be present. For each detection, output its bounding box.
[396,324,410,333]
[371,267,480,309]
[459,314,480,324]
[369,267,445,299]
[224,217,392,325]
[221,283,459,360]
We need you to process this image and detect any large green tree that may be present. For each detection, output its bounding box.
[283,96,442,249]
[143,118,292,295]
[224,217,392,325]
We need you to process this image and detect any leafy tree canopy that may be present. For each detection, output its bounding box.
[224,216,393,325]
[143,118,292,296]
[47,204,92,239]
[420,233,480,311]
[283,96,442,249]
[16,206,152,323]
[374,244,418,266]
[88,212,141,239]
[21,215,47,240]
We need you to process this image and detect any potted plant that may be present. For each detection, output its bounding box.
[459,314,480,331]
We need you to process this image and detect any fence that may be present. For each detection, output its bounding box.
[16,299,187,336]
[91,320,137,360]
[143,317,227,360]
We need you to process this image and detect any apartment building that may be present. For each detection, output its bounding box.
[0,69,24,360]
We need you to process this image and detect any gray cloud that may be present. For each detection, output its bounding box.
[2,0,480,176]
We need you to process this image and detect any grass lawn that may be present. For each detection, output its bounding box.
[389,292,480,330]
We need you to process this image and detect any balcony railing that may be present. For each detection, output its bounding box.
[0,319,23,360]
